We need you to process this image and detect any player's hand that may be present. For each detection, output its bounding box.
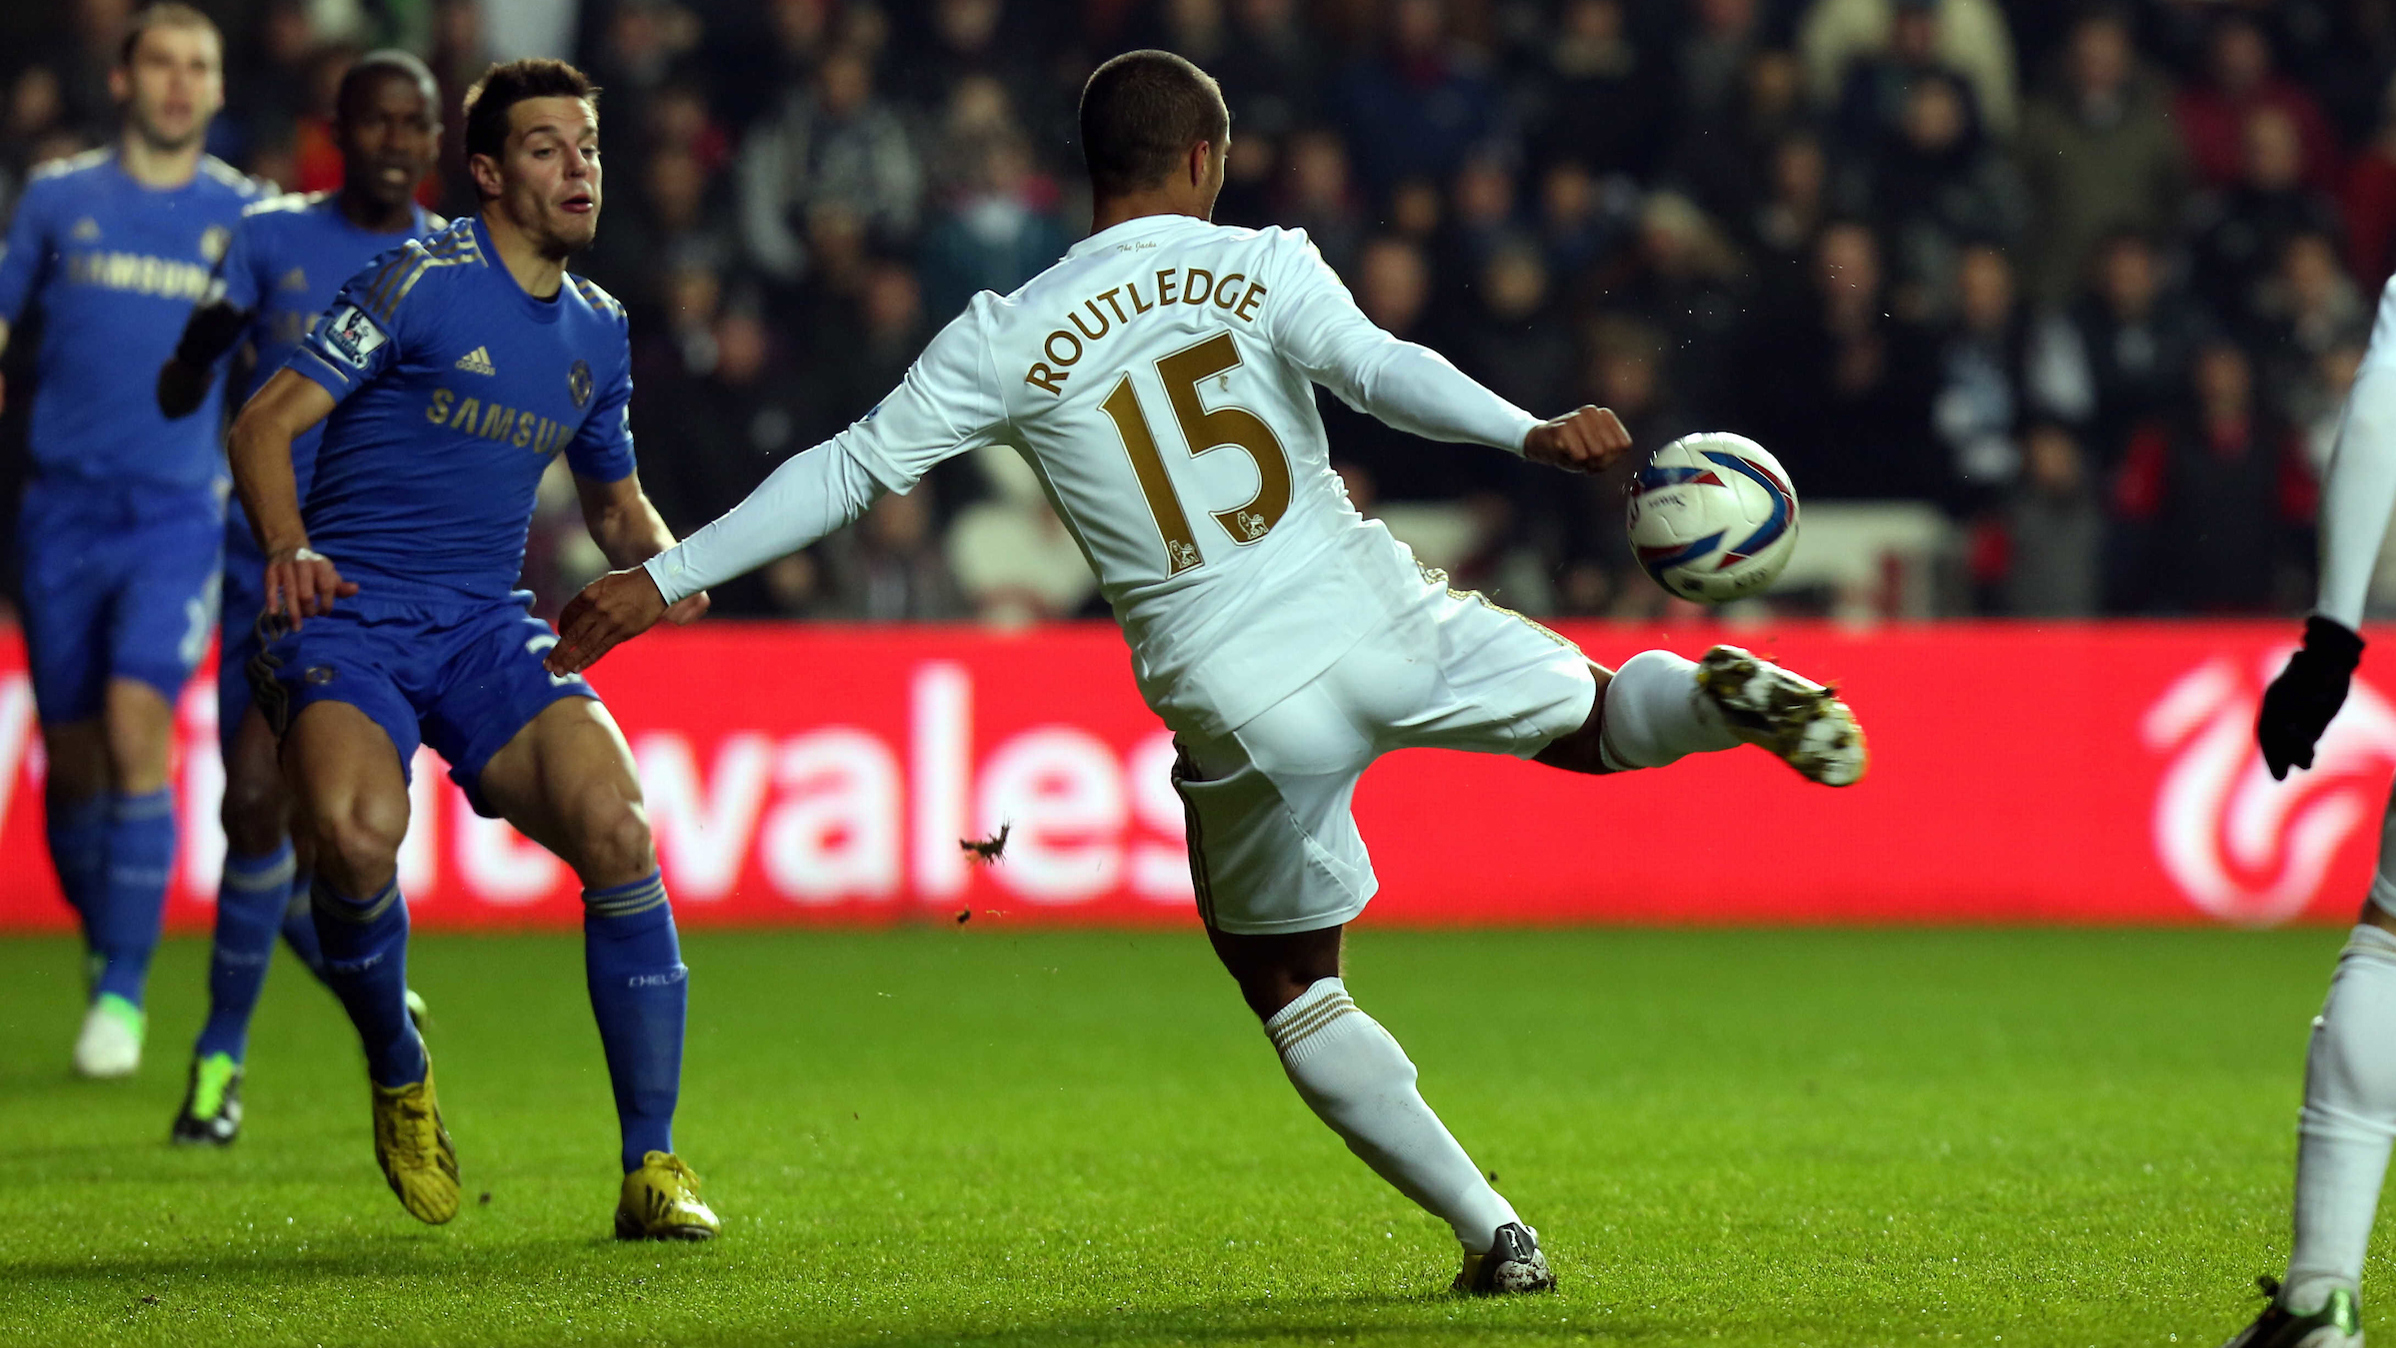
[2258,616,2366,779]
[548,567,670,675]
[1524,405,1632,474]
[264,545,357,629]
[664,590,710,626]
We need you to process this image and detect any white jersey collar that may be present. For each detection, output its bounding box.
[1065,212,1207,259]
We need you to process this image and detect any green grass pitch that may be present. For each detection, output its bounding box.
[0,925,2376,1346]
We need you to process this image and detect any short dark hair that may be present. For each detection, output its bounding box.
[338,50,439,124]
[1078,50,1228,198]
[462,58,598,168]
[118,3,220,67]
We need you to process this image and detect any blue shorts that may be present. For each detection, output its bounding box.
[250,589,597,817]
[217,528,270,759]
[19,477,223,722]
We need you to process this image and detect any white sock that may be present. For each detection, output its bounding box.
[1598,650,1739,771]
[2285,922,2396,1313]
[1266,977,1517,1252]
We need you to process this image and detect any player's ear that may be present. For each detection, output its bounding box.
[107,64,129,106]
[467,152,502,199]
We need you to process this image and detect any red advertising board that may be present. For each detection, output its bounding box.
[0,621,2382,931]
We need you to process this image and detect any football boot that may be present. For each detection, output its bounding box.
[615,1151,722,1241]
[373,1058,460,1224]
[170,1052,244,1146]
[1695,645,1868,787]
[2220,1277,2363,1348]
[1454,1222,1554,1295]
[72,993,144,1079]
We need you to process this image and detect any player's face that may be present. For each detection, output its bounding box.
[486,97,602,257]
[340,73,441,212]
[112,24,224,152]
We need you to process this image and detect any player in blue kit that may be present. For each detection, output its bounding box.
[0,4,260,1080]
[153,51,445,1146]
[225,59,718,1237]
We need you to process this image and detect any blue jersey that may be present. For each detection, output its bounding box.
[287,215,636,602]
[0,148,261,489]
[214,192,439,515]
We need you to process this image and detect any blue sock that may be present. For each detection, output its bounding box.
[91,789,174,1006]
[310,878,425,1089]
[279,869,332,985]
[193,844,295,1062]
[583,871,686,1173]
[45,791,107,984]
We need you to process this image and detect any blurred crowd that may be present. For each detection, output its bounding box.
[8,0,2396,620]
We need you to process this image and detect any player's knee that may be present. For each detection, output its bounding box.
[219,759,290,854]
[305,794,407,893]
[572,794,657,884]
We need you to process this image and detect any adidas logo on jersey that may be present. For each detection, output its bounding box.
[278,267,309,292]
[71,217,100,242]
[454,346,496,375]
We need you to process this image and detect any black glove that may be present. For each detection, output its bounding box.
[2258,616,2366,779]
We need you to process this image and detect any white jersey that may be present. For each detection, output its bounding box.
[649,213,1543,735]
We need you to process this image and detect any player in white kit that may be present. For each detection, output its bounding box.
[548,51,1867,1294]
[2221,260,2396,1348]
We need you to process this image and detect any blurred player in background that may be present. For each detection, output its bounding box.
[153,50,444,1148]
[551,50,1866,1292]
[2229,238,2396,1347]
[0,5,259,1080]
[225,58,716,1239]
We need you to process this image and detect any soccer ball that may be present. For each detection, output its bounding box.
[1624,432,1799,603]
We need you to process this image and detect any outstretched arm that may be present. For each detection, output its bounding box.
[547,305,1005,674]
[156,296,252,418]
[226,367,353,625]
[545,438,884,674]
[1268,237,1631,472]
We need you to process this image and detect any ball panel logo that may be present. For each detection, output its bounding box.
[323,305,388,371]
[2146,652,2396,925]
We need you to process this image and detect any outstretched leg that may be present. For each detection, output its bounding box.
[1210,924,1552,1293]
[480,697,717,1241]
[1536,648,1864,786]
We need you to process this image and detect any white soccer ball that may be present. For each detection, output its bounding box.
[1624,432,1800,603]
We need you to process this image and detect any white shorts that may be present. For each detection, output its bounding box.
[1171,568,1598,935]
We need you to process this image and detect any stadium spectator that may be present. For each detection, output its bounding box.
[1798,0,2018,140]
[1524,0,1673,180]
[2175,14,2343,195]
[1830,0,1979,158]
[1739,220,1944,501]
[2344,76,2396,291]
[2252,230,2369,411]
[1328,0,1502,193]
[1603,191,1750,418]
[737,47,923,284]
[915,129,1067,324]
[1932,245,2087,501]
[1680,0,1764,123]
[2188,105,2347,331]
[2111,341,2314,612]
[2002,421,2103,616]
[816,491,967,621]
[1667,48,1812,243]
[2057,230,2212,469]
[1855,69,2028,313]
[1275,126,1365,278]
[2018,10,2188,306]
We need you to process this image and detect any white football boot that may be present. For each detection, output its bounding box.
[1695,645,1868,787]
[1454,1222,1555,1295]
[72,993,144,1079]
